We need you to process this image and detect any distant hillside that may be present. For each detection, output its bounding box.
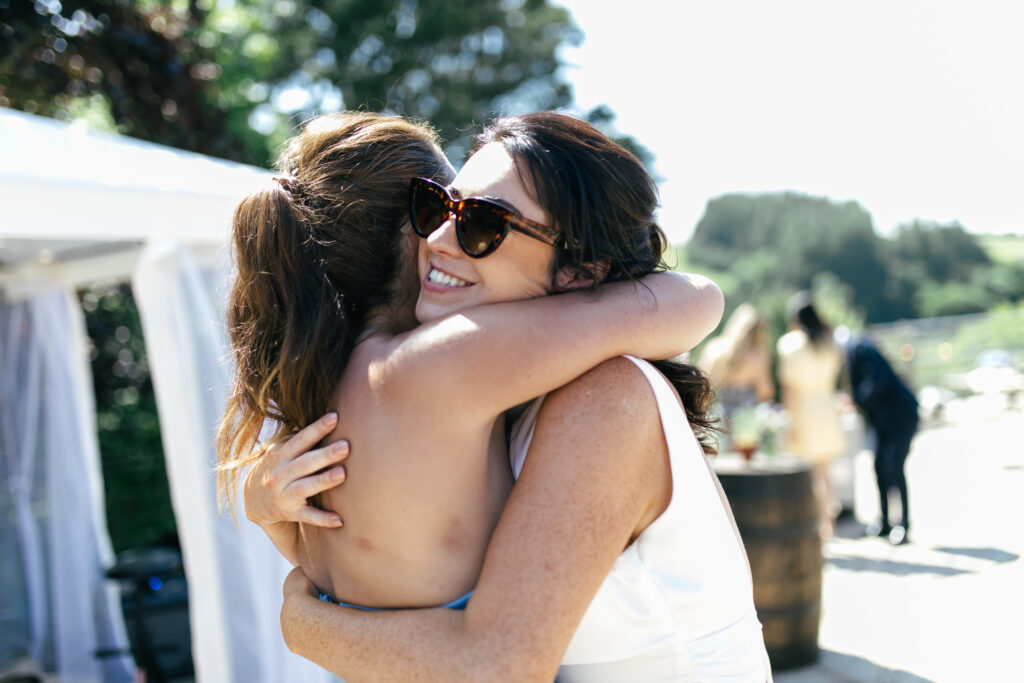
[979,234,1024,263]
[680,194,1024,323]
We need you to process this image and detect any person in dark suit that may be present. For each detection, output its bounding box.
[843,334,919,545]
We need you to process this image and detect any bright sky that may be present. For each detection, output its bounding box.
[553,0,1024,245]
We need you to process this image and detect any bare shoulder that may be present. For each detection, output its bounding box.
[535,357,664,467]
[531,356,671,536]
[541,356,658,422]
[358,333,424,395]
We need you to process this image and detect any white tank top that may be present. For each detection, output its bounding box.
[509,356,772,682]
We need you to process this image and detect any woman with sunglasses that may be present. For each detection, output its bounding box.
[254,113,771,681]
[220,112,721,613]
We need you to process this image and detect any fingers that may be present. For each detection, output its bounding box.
[270,412,339,462]
[246,413,349,528]
[294,505,344,528]
[293,465,347,501]
[288,439,350,480]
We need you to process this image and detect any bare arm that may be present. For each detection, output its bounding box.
[378,271,723,421]
[280,358,669,680]
[248,271,719,539]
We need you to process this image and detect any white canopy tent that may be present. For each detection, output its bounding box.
[0,107,332,683]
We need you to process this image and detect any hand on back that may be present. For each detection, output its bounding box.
[243,412,350,529]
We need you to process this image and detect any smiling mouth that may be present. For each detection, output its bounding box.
[427,267,472,288]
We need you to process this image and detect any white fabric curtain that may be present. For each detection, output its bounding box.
[0,282,134,683]
[132,240,332,683]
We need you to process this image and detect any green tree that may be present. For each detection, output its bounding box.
[811,271,866,331]
[688,192,892,320]
[1,0,583,165]
[971,261,1024,304]
[913,262,1024,318]
[1,0,236,156]
[685,193,1024,323]
[888,220,1005,318]
[914,279,992,317]
[81,281,174,553]
[888,220,991,283]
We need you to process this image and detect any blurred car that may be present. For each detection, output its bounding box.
[966,350,1023,395]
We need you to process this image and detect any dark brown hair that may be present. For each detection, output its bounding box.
[217,112,453,502]
[788,290,831,349]
[479,112,720,453]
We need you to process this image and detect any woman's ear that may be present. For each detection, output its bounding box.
[555,260,611,291]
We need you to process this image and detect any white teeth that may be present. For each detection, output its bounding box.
[428,268,471,288]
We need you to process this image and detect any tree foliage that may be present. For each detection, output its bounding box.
[1,0,582,165]
[687,193,1023,324]
[689,192,891,318]
[889,220,991,283]
[1,0,239,157]
[81,281,174,553]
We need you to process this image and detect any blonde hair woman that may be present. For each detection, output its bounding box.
[699,303,775,455]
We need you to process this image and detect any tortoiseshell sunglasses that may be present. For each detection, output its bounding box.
[409,177,562,258]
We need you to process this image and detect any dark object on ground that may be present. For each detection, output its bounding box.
[0,658,44,683]
[103,546,193,682]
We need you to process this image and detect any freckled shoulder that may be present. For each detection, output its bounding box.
[532,358,667,481]
[541,356,659,427]
[531,356,671,539]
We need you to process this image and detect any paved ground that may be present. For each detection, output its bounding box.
[773,394,1024,683]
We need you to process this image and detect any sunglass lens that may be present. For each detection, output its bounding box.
[459,203,509,256]
[412,183,447,236]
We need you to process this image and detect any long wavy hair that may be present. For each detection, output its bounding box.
[479,112,720,453]
[216,112,453,504]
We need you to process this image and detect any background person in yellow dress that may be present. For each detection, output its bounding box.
[776,292,846,539]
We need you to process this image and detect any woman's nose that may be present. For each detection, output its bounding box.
[426,213,462,257]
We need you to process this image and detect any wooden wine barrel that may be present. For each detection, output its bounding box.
[712,456,822,670]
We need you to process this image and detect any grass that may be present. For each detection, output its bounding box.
[978,234,1024,264]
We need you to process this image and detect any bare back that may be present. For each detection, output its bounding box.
[278,271,724,609]
[296,333,513,608]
